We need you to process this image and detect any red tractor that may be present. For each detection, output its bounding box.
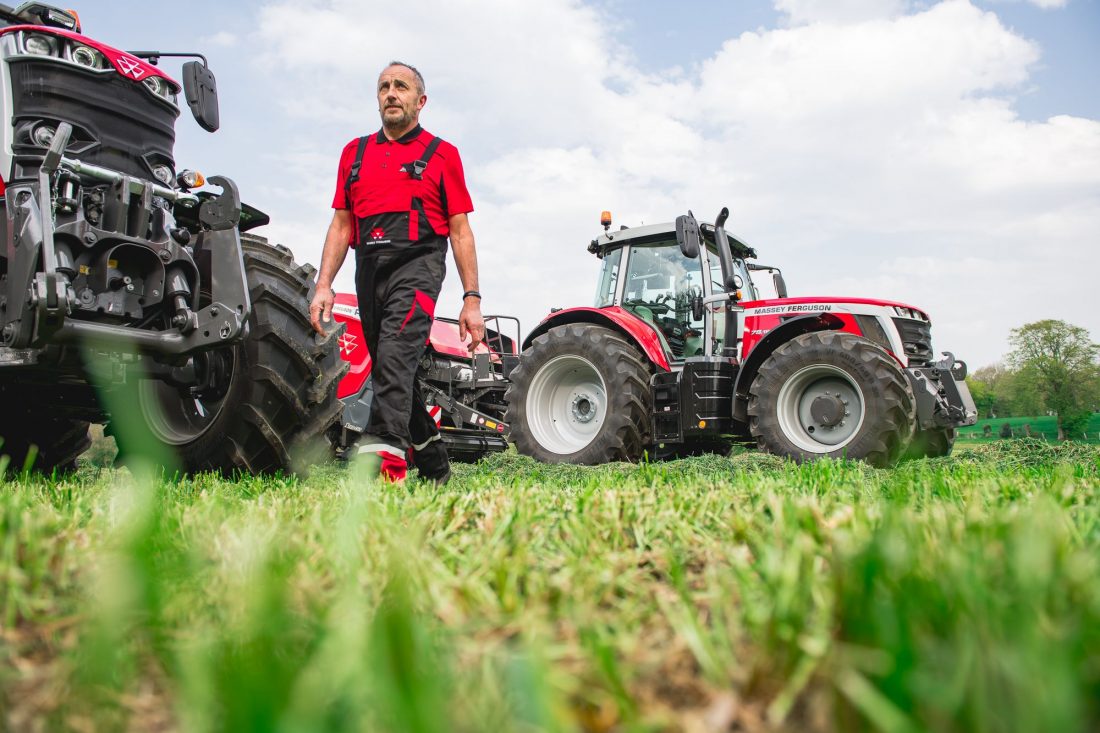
[0,4,344,474]
[504,209,977,467]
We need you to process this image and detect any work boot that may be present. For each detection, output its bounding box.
[410,436,450,486]
[357,440,408,483]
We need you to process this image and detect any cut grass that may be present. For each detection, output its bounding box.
[1,440,1098,732]
[958,413,1100,443]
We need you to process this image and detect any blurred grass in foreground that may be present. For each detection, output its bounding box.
[1,439,1098,732]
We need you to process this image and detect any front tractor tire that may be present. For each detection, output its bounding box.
[128,234,346,474]
[506,324,652,464]
[747,331,914,468]
[904,426,956,460]
[0,392,91,475]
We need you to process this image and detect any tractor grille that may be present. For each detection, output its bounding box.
[7,58,178,184]
[892,318,933,367]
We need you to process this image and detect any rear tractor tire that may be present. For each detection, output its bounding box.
[126,234,346,474]
[747,330,914,468]
[506,323,652,464]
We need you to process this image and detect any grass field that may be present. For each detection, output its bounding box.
[2,441,1099,732]
[958,413,1100,443]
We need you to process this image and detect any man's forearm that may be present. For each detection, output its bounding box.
[449,215,479,293]
[317,212,353,288]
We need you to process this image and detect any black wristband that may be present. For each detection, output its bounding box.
[462,290,482,300]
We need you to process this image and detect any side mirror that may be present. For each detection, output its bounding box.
[675,212,701,259]
[773,272,788,299]
[183,61,220,132]
[691,294,704,322]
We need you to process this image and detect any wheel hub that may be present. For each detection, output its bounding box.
[572,393,597,423]
[810,393,846,427]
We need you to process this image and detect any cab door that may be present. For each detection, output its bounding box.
[620,239,709,360]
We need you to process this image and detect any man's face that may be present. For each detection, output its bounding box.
[377,65,425,131]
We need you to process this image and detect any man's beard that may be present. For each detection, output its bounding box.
[382,105,415,131]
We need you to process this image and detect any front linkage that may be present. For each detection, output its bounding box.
[0,122,249,360]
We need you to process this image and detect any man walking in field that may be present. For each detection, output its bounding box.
[310,61,485,484]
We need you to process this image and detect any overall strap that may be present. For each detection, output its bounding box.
[344,135,369,244]
[403,135,444,180]
[344,135,370,209]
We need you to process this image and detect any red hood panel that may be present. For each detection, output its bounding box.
[0,25,177,87]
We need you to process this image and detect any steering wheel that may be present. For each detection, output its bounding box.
[623,298,670,314]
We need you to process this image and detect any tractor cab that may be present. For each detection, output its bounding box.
[591,212,757,362]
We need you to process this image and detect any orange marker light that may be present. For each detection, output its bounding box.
[176,169,205,189]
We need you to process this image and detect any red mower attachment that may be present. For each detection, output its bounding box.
[329,292,520,463]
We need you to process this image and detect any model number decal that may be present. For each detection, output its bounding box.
[751,304,834,315]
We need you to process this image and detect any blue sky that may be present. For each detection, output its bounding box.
[63,0,1100,366]
[613,0,1099,121]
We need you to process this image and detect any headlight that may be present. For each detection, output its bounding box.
[24,33,60,56]
[152,164,174,185]
[70,44,106,69]
[143,75,171,98]
[31,124,56,147]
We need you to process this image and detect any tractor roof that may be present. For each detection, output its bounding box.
[591,220,757,259]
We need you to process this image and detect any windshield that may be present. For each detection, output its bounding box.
[707,246,757,301]
[622,240,706,358]
[593,246,623,307]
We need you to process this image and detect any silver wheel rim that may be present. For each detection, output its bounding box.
[526,354,607,455]
[776,364,865,453]
[137,351,235,446]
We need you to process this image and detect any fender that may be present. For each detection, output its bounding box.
[331,293,371,399]
[523,306,671,372]
[731,313,845,422]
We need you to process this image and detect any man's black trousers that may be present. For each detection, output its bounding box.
[354,244,446,455]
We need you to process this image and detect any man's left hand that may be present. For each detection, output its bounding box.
[458,299,485,352]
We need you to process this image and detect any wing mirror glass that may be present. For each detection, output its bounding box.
[773,272,788,298]
[675,212,701,259]
[183,61,220,132]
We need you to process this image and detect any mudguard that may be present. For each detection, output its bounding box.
[523,306,671,372]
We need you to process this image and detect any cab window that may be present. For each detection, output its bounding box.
[622,242,706,359]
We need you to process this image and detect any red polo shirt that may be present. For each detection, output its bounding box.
[332,125,473,245]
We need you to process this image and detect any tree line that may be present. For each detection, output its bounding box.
[966,319,1100,440]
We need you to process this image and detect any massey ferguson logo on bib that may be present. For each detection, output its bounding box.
[117,56,147,79]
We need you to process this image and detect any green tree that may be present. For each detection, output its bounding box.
[998,367,1043,417]
[967,363,1041,418]
[1007,320,1100,440]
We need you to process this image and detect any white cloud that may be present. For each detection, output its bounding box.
[775,0,913,24]
[244,0,1099,367]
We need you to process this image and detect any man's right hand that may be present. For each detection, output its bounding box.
[310,285,335,335]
